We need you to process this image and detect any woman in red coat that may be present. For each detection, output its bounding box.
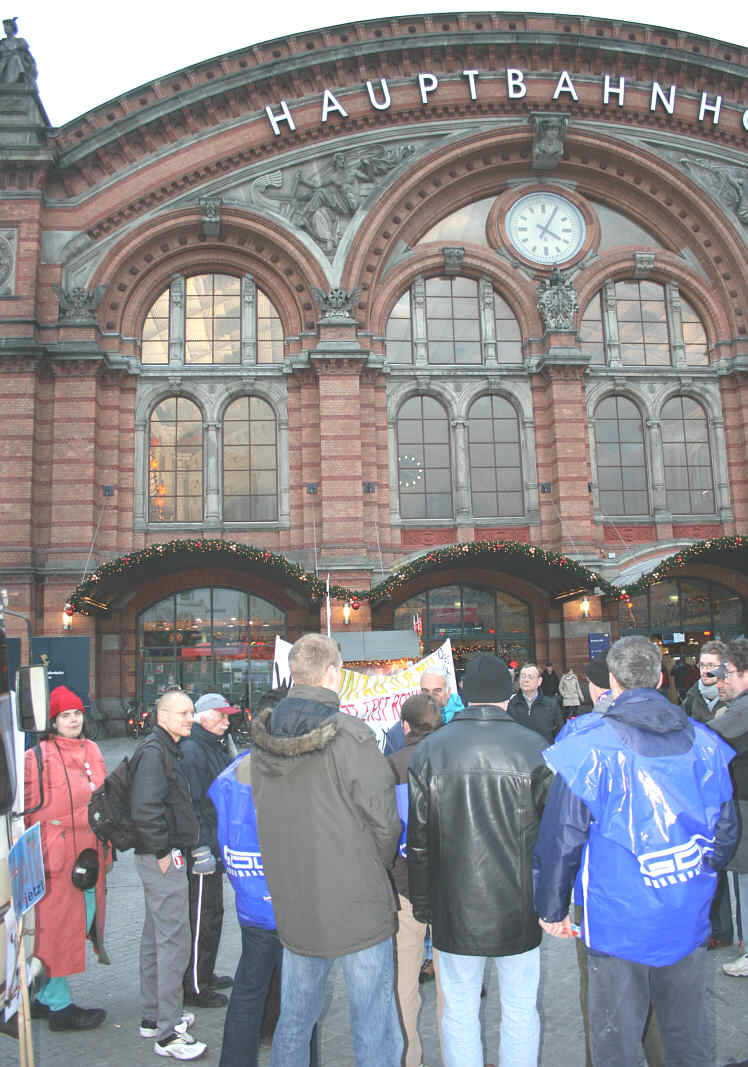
[24,685,109,1031]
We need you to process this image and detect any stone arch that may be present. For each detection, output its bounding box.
[87,207,329,346]
[341,126,745,344]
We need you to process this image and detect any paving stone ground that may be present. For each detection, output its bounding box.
[3,735,747,1067]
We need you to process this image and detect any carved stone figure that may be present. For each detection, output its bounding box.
[53,284,107,324]
[531,113,568,171]
[0,231,16,295]
[0,17,37,85]
[310,286,363,322]
[536,266,578,331]
[661,150,748,229]
[252,143,416,256]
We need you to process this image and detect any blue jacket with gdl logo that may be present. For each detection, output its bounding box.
[533,688,737,966]
[208,753,275,930]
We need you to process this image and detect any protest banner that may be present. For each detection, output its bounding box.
[272,637,457,745]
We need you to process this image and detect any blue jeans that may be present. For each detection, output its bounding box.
[438,947,540,1067]
[270,938,403,1067]
[219,924,283,1067]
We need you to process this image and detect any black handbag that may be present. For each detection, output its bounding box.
[71,847,99,890]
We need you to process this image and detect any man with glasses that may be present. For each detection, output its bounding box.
[709,638,748,978]
[682,641,728,722]
[508,662,563,743]
[131,689,206,1060]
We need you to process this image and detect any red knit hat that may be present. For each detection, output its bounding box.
[49,685,85,721]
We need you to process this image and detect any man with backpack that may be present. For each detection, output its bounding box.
[130,689,206,1061]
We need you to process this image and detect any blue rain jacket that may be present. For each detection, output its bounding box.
[208,753,275,930]
[534,688,736,966]
[395,782,408,858]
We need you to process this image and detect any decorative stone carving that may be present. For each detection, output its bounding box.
[633,252,656,278]
[199,196,222,237]
[442,246,465,275]
[52,283,107,324]
[0,18,37,85]
[661,151,748,228]
[536,266,578,331]
[310,286,363,322]
[252,143,416,256]
[0,229,17,295]
[530,113,569,171]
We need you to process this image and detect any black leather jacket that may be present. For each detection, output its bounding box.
[407,705,553,957]
[130,726,198,858]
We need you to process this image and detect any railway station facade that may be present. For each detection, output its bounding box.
[0,12,746,712]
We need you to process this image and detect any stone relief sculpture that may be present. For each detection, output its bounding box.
[536,266,578,331]
[0,231,16,295]
[53,284,107,324]
[660,150,748,229]
[310,286,363,322]
[0,17,37,85]
[252,143,416,255]
[531,113,569,171]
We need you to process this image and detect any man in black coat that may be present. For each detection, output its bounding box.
[407,653,553,1067]
[180,692,235,1007]
[508,662,563,743]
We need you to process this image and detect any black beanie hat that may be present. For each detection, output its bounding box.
[462,653,514,703]
[584,652,610,690]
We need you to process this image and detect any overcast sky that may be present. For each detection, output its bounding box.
[13,0,748,127]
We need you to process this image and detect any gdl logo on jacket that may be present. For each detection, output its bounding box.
[637,833,714,888]
[223,845,265,878]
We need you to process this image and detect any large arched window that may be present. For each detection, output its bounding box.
[393,584,532,666]
[618,578,744,647]
[661,396,715,514]
[149,397,203,522]
[137,587,286,711]
[385,275,522,364]
[223,397,278,521]
[580,281,708,367]
[141,273,284,365]
[593,396,648,517]
[468,395,523,517]
[396,396,452,519]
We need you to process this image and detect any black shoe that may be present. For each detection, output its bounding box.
[183,988,228,1008]
[209,974,233,990]
[30,1000,50,1019]
[49,1004,106,1031]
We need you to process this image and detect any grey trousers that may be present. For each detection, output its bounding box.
[587,944,710,1067]
[136,852,191,1040]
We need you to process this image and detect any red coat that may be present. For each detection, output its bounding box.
[24,736,109,977]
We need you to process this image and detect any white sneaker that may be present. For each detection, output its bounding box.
[153,1031,207,1060]
[140,1012,195,1038]
[722,954,748,977]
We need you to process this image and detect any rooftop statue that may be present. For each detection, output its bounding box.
[0,17,37,85]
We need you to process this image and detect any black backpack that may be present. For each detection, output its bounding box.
[88,755,138,853]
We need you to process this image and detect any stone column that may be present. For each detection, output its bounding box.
[204,418,220,523]
[241,274,257,365]
[646,416,672,536]
[412,275,428,366]
[168,274,185,365]
[452,417,471,523]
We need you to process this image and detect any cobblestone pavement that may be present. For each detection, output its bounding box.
[4,735,747,1067]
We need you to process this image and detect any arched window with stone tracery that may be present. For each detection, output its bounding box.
[148,397,203,522]
[396,395,453,519]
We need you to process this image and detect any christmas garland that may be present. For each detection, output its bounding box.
[616,535,746,601]
[69,538,322,614]
[69,535,742,617]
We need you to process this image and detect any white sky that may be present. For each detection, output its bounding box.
[13,0,748,127]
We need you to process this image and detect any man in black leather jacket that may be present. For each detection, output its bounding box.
[407,653,553,1067]
[130,689,204,1060]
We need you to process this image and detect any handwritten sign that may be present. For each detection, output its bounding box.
[9,823,45,917]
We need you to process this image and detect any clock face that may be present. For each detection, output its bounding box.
[506,192,586,265]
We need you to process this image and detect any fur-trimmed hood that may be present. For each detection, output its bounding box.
[250,700,339,775]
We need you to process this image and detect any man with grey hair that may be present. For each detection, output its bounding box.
[251,633,403,1066]
[181,693,236,1007]
[130,689,206,1060]
[420,662,464,724]
[533,635,737,1067]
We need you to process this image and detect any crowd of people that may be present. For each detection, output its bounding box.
[22,632,748,1065]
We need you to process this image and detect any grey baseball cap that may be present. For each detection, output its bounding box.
[194,692,239,714]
